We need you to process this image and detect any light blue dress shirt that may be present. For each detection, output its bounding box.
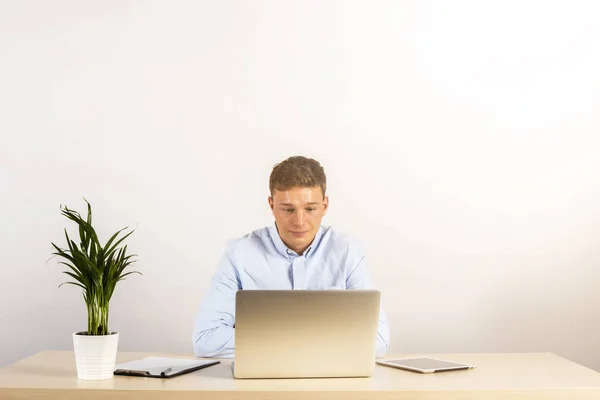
[192,224,390,358]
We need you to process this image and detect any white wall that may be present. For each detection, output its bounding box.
[2,0,600,371]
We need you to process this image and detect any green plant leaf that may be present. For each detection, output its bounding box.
[103,227,129,254]
[117,271,142,281]
[62,270,87,287]
[51,200,140,336]
[59,281,87,290]
[104,229,134,260]
[57,261,86,281]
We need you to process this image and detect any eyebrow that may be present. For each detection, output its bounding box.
[278,202,321,207]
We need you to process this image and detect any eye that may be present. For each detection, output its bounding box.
[306,207,316,212]
[285,209,295,214]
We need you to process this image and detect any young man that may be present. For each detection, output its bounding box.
[192,156,390,358]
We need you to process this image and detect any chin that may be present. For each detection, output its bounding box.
[287,238,307,248]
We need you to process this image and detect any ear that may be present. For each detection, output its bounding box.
[322,196,329,215]
[268,196,274,211]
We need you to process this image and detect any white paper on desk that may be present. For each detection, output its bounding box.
[114,356,214,374]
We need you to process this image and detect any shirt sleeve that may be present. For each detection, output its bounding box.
[345,254,390,358]
[192,241,240,358]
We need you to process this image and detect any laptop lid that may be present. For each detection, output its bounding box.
[233,289,380,379]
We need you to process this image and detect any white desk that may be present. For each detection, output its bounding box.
[1,351,600,399]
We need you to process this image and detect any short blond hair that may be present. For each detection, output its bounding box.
[269,156,327,198]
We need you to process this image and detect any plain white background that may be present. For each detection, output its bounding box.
[1,1,599,371]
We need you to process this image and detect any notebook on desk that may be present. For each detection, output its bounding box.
[114,356,219,378]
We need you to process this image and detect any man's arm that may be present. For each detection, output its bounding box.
[346,255,390,358]
[192,242,240,358]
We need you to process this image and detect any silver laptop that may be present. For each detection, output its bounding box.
[232,289,381,379]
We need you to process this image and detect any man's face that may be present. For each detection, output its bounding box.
[269,186,328,255]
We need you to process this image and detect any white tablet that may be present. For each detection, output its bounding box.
[376,357,476,373]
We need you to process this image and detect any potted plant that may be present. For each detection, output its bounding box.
[50,200,140,380]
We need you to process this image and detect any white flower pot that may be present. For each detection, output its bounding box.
[72,332,119,380]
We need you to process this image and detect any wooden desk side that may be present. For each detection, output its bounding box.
[1,351,600,400]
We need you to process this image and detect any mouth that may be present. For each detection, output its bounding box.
[289,230,309,238]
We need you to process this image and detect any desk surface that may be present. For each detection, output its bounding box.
[1,351,600,399]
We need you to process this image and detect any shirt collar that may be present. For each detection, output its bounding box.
[269,223,324,258]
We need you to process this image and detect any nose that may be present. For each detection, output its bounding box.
[292,210,305,226]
